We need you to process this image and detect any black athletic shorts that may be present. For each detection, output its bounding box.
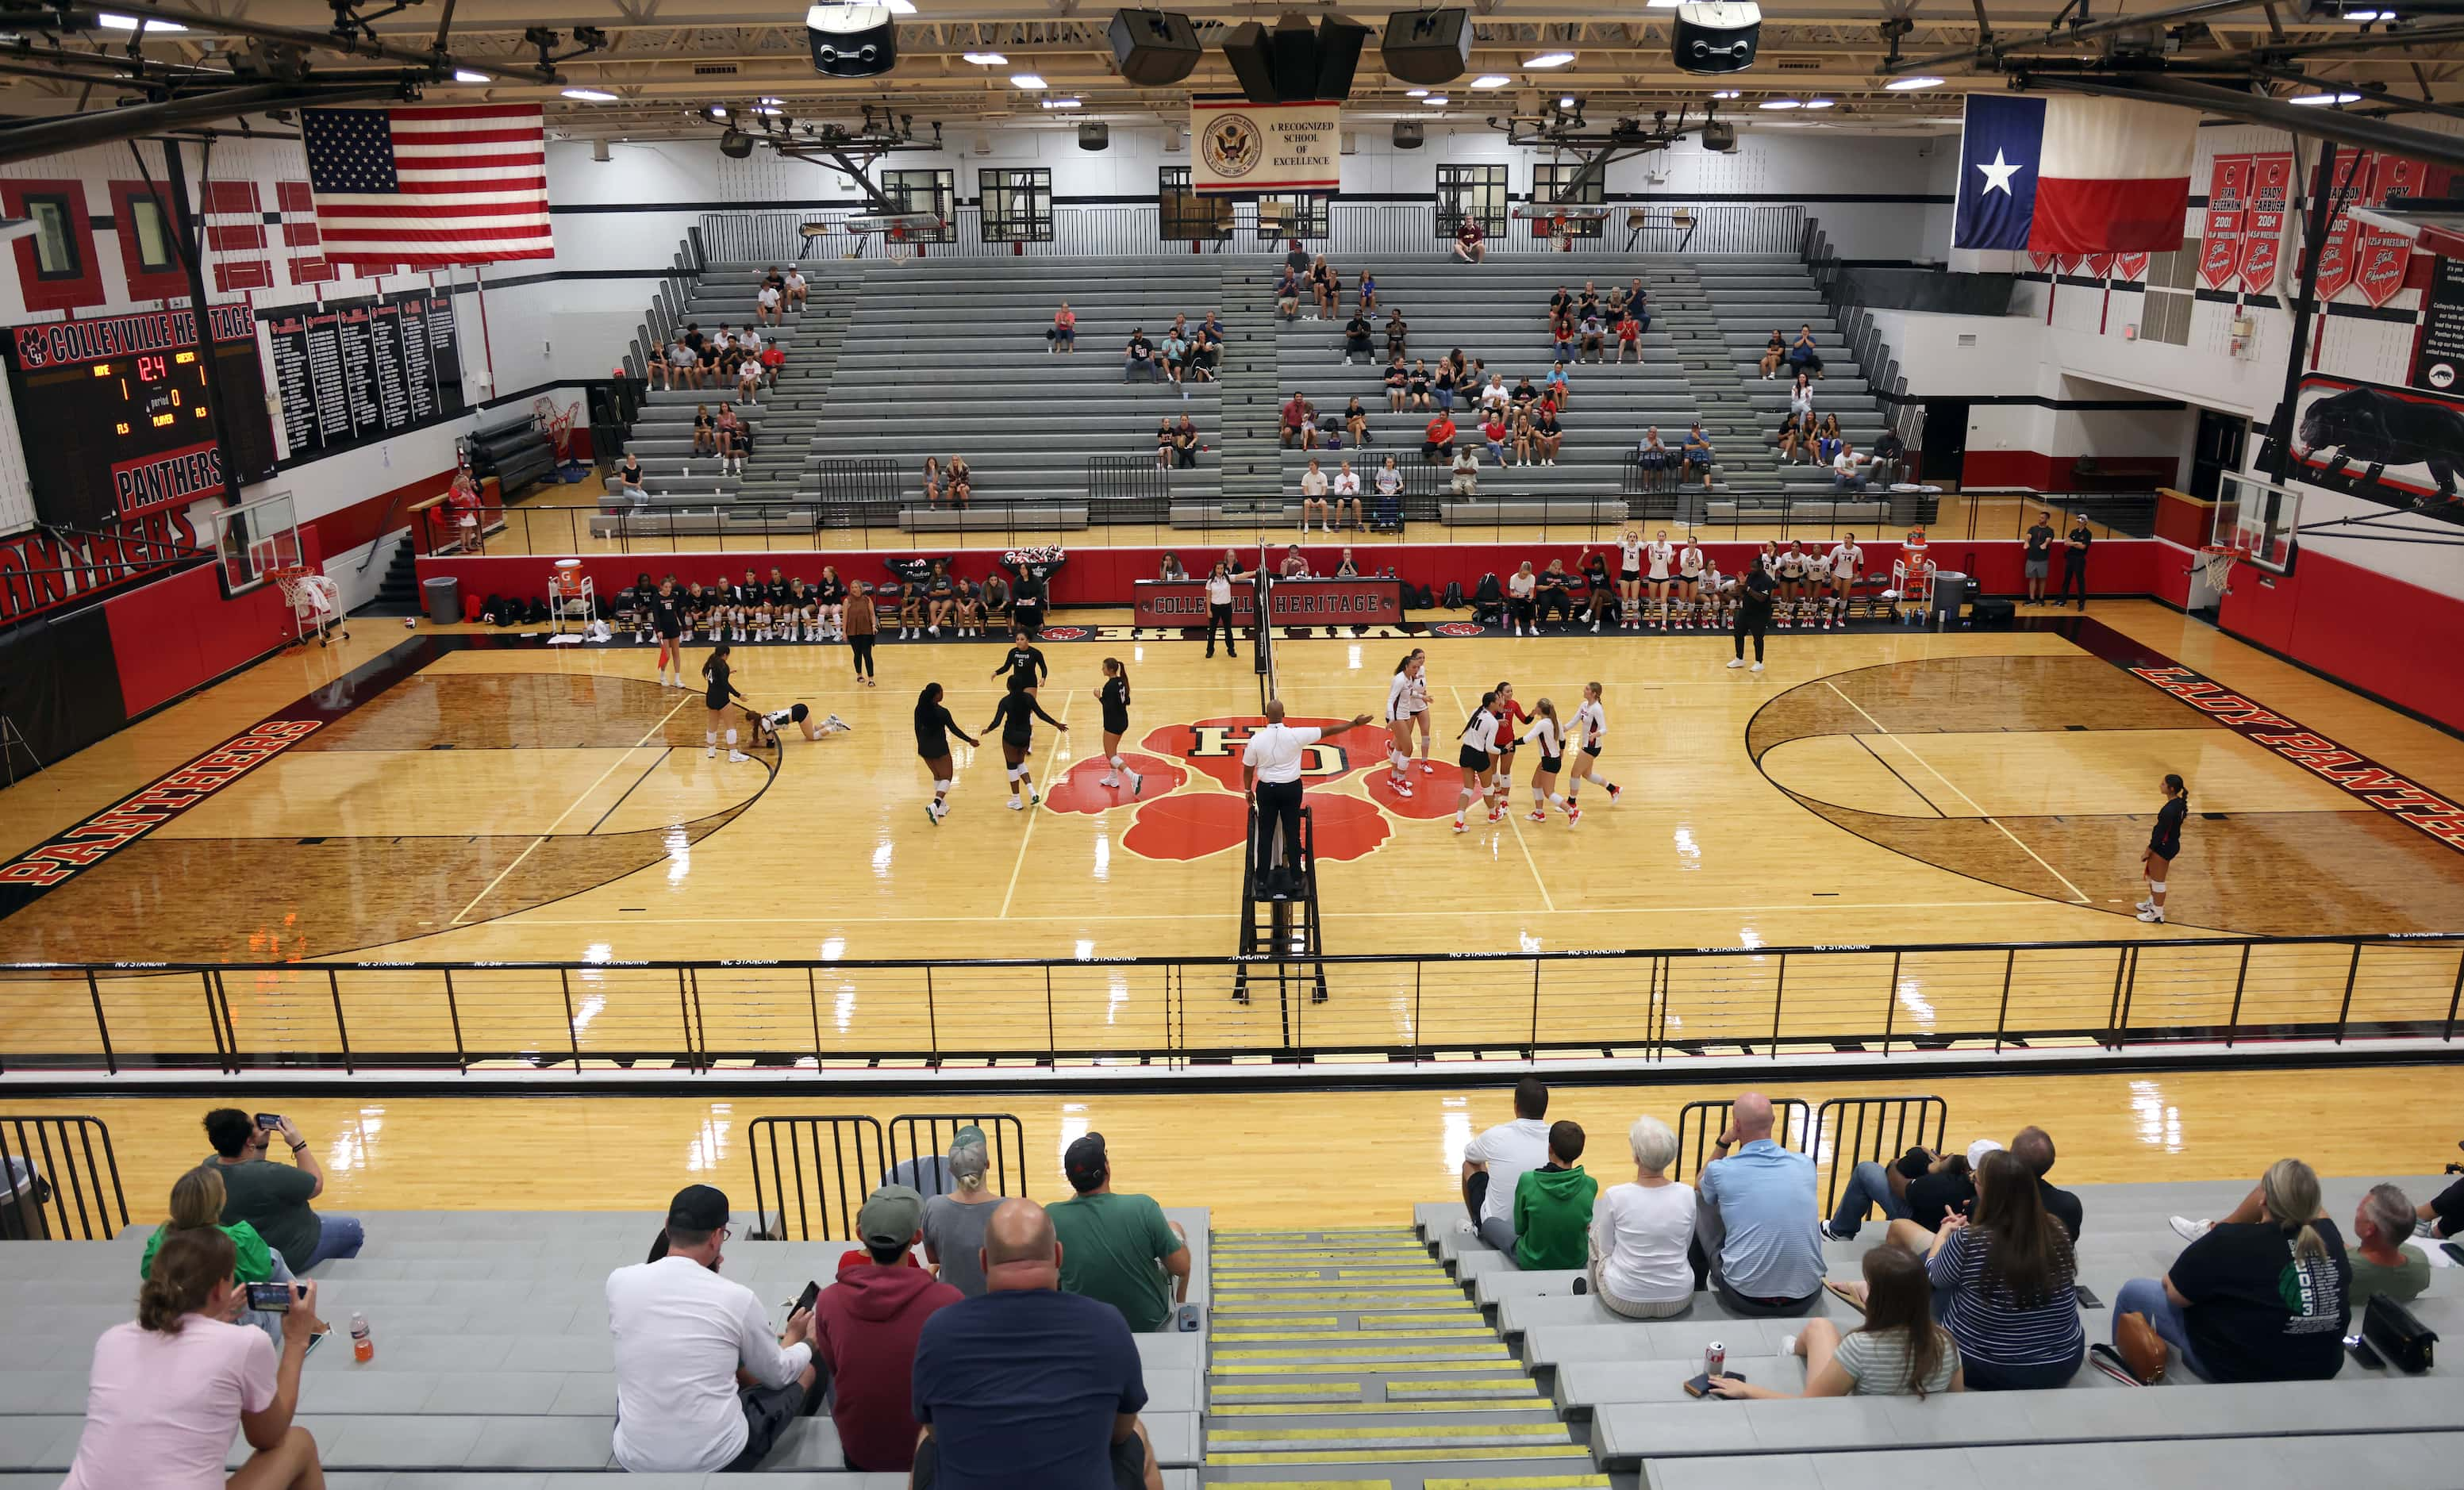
[1459,746,1492,771]
[1540,754,1563,775]
[1582,744,1605,760]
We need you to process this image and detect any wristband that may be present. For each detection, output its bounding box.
[290,1142,308,1153]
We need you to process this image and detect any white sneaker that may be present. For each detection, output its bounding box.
[2138,907,2165,923]
[2135,899,2155,913]
[1751,661,1765,672]
[705,745,717,758]
[1726,658,1746,669]
[2170,1215,2210,1240]
[1129,771,1144,796]
[1008,797,1024,811]
[727,750,751,762]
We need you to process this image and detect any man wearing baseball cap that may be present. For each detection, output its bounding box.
[1047,1133,1189,1334]
[809,1184,960,1473]
[606,1184,822,1473]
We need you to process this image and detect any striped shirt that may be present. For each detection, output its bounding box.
[1926,1224,2085,1369]
[1836,1326,1960,1396]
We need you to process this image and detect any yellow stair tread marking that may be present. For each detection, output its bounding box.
[1210,1424,1568,1442]
[1383,1377,1542,1392]
[1208,1381,1362,1396]
[1209,1400,1556,1416]
[1214,1345,1507,1360]
[1214,1361,1525,1376]
[1213,1328,1496,1342]
[1209,1447,1592,1465]
[1428,1477,1613,1489]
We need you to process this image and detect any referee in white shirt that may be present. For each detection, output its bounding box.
[1240,701,1374,898]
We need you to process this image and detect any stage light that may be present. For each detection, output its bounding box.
[1885,75,1943,90]
[1524,51,1574,67]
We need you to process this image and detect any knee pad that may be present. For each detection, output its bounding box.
[2148,880,2166,893]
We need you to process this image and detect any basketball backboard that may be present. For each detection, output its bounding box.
[190,490,302,593]
[2212,471,2301,574]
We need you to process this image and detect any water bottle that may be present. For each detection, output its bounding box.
[350,1311,374,1363]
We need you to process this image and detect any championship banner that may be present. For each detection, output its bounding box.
[2237,152,2293,296]
[2028,251,2058,275]
[1133,576,1404,628]
[2085,252,2116,278]
[2199,153,2251,290]
[2314,150,2372,301]
[1190,98,1340,194]
[2354,154,2439,308]
[2115,250,2150,280]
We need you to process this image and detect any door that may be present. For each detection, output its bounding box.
[2188,408,2247,502]
[1920,401,1968,486]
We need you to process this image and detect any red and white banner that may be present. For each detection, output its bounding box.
[2237,152,2293,296]
[2085,252,2116,278]
[1190,98,1340,194]
[2028,250,2058,275]
[1133,576,1402,628]
[2115,250,2151,280]
[2354,154,2439,308]
[2199,153,2251,290]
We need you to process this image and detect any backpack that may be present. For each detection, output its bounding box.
[1405,582,1434,609]
[1441,580,1465,609]
[1472,573,1503,604]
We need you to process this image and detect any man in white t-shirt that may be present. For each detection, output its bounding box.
[1462,1077,1554,1254]
[608,1184,821,1473]
[1300,459,1331,534]
[1240,699,1374,901]
[1831,442,1866,493]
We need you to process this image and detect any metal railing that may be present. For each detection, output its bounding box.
[0,1116,130,1241]
[6,931,2458,1073]
[889,1114,1031,1200]
[1802,219,1920,451]
[747,1112,1028,1241]
[1670,1097,1814,1182]
[701,202,1807,265]
[1667,1096,1949,1213]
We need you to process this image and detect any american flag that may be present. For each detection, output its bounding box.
[301,103,553,268]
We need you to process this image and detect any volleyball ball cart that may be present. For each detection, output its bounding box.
[271,565,347,649]
[548,558,596,634]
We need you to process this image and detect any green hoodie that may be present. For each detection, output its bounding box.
[1511,1162,1597,1271]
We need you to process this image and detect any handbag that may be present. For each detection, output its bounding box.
[2112,1311,2168,1383]
[2363,1292,2439,1373]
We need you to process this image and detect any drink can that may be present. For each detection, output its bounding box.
[1704,1342,1725,1378]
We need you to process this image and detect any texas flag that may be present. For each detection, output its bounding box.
[1954,94,2196,254]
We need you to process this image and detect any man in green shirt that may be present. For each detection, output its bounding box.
[2348,1183,2430,1310]
[1510,1120,1597,1271]
[204,1108,363,1272]
[1046,1134,1189,1332]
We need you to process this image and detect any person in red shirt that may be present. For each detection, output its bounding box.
[810,1185,961,1473]
[1615,313,1643,364]
[448,468,483,555]
[1282,394,1319,450]
[1423,412,1458,463]
[1481,413,1509,467]
[759,343,786,389]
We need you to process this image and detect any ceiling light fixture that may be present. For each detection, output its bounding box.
[961,50,1007,63]
[1405,86,1428,96]
[1758,98,1801,109]
[1885,75,1943,90]
[1524,50,1574,67]
[453,68,492,83]
[2289,90,2363,104]
[1802,98,1835,109]
[1010,72,1047,88]
[98,11,185,29]
[1712,89,1741,99]
[1422,94,1449,105]
[1470,74,1510,88]
[1042,96,1082,108]
[563,87,617,102]
[759,95,783,105]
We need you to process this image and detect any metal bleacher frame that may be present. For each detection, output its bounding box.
[746,1116,886,1242]
[886,1113,1031,1199]
[0,1115,129,1242]
[1669,1097,1813,1183]
[1811,1095,1950,1212]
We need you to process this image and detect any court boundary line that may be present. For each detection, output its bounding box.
[998,692,1074,920]
[1847,733,1947,818]
[586,747,678,835]
[1823,681,2093,904]
[505,897,2058,927]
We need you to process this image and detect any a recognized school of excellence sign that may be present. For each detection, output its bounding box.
[1190,99,1341,194]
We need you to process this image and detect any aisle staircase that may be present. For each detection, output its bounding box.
[1211,267,1288,523]
[1202,1226,1605,1489]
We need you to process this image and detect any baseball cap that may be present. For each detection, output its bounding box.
[1966,1139,2005,1170]
[857,1184,925,1250]
[1893,1146,1933,1181]
[1063,1133,1109,1192]
[667,1183,729,1232]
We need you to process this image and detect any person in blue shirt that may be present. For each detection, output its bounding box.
[1691,1092,1824,1315]
[910,1199,1164,1490]
[1682,423,1716,492]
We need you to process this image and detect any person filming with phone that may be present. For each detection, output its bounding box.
[605,1183,825,1473]
[60,1227,329,1489]
[202,1109,362,1273]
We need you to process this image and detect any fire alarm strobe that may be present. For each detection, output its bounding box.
[1671,0,1761,74]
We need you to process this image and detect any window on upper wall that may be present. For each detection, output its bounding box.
[1253,191,1329,241]
[2140,236,2197,346]
[1158,167,1229,241]
[880,168,955,243]
[1435,164,1508,240]
[126,194,177,273]
[25,194,80,279]
[978,167,1053,243]
[1530,163,1605,238]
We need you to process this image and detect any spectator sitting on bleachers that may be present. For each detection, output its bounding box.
[1171,414,1199,470]
[1384,356,1410,411]
[1586,1115,1696,1318]
[809,1184,962,1473]
[714,405,744,475]
[1816,413,1843,463]
[1893,1150,2085,1390]
[784,266,807,311]
[1532,404,1563,467]
[2126,1158,2350,1382]
[1471,373,1505,415]
[2416,1169,2464,1238]
[1357,270,1378,311]
[142,1165,297,1347]
[1615,310,1643,363]
[757,272,782,326]
[1513,409,1539,468]
[1048,1133,1190,1333]
[1682,422,1715,490]
[1123,328,1157,382]
[1407,360,1433,411]
[1190,314,1220,382]
[1691,1092,1824,1315]
[61,1228,326,1490]
[1823,1146,1935,1242]
[2010,1126,2083,1240]
[1280,544,1312,578]
[1155,418,1177,471]
[1385,309,1409,361]
[1301,459,1331,533]
[608,1183,822,1473]
[1282,392,1319,450]
[921,455,944,506]
[1789,371,1815,422]
[1453,213,1486,263]
[948,456,973,508]
[1774,413,1805,465]
[1709,1243,1962,1400]
[1331,462,1363,530]
[1579,311,1607,363]
[1343,397,1370,448]
[1433,359,1459,414]
[1832,442,1867,493]
[1759,328,1788,380]
[1548,286,1574,322]
[1511,374,1540,409]
[1551,311,1577,363]
[1626,279,1651,332]
[1463,1078,1553,1254]
[2348,1182,2429,1309]
[1790,323,1825,378]
[1424,411,1459,463]
[1480,411,1509,467]
[1343,309,1374,364]
[648,338,677,389]
[204,1109,361,1273]
[760,339,786,389]
[1161,327,1190,384]
[1276,267,1303,321]
[911,1199,1166,1490]
[1508,1119,1596,1270]
[692,405,717,459]
[1311,255,1339,318]
[922,1126,1004,1298]
[1374,455,1405,519]
[1546,360,1572,408]
[1870,428,1907,486]
[735,351,763,406]
[1046,302,1074,352]
[615,450,648,501]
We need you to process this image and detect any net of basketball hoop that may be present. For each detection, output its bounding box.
[2193,543,2245,601]
[271,565,347,648]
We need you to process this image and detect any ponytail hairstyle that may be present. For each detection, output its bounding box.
[1104,657,1129,703]
[2163,772,2188,805]
[1466,689,1498,734]
[165,1164,227,1235]
[138,1227,236,1335]
[1855,1243,1949,1399]
[2262,1157,2330,1266]
[917,682,943,711]
[702,643,731,676]
[1534,697,1559,735]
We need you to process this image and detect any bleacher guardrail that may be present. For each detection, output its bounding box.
[745,1116,885,1242]
[8,931,2455,1073]
[0,1116,130,1241]
[1670,1098,1815,1183]
[887,1114,1032,1200]
[1812,1096,1951,1212]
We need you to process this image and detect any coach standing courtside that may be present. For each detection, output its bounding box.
[1726,555,1777,674]
[1241,701,1374,900]
[1204,559,1255,659]
[2059,513,2093,610]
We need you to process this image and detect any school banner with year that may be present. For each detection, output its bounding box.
[2236,152,2293,296]
[1190,98,1340,194]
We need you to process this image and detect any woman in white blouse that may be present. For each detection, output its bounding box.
[1588,1115,1697,1318]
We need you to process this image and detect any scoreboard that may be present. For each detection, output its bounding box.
[3,305,279,528]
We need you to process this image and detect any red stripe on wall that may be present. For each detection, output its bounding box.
[106,529,324,719]
[2218,546,2464,734]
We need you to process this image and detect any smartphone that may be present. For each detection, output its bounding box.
[2075,1285,2104,1309]
[2443,1242,2464,1267]
[245,1282,295,1313]
[791,1281,819,1317]
[1682,1371,1744,1399]
[255,1113,284,1131]
[2344,1333,2385,1370]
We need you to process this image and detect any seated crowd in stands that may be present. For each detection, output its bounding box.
[609,565,1013,643]
[1121,310,1224,384]
[1544,280,1650,366]
[922,455,974,509]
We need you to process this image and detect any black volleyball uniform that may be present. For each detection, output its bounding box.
[990,691,1063,749]
[993,641,1050,689]
[1100,676,1131,735]
[702,657,743,711]
[2151,794,2186,862]
[650,589,684,639]
[914,700,964,760]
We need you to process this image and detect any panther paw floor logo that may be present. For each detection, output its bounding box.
[1042,716,1406,860]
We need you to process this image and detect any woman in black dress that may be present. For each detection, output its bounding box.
[702,643,747,761]
[986,673,1067,811]
[1096,658,1143,794]
[2139,773,2189,924]
[914,682,980,825]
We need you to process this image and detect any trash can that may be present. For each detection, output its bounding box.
[422,575,460,624]
[1929,570,1973,627]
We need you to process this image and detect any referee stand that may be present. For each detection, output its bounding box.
[1235,801,1328,1035]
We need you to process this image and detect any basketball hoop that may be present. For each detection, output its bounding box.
[2194,543,2244,597]
[271,565,347,648]
[533,397,581,463]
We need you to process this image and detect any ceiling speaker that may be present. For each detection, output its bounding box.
[1381,8,1471,86]
[719,129,754,158]
[1108,9,1201,86]
[1391,120,1424,148]
[1220,11,1368,102]
[1220,21,1280,102]
[1312,13,1369,100]
[806,3,898,78]
[1078,121,1111,150]
[1671,0,1760,74]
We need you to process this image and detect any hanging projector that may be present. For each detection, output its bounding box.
[1671,1,1760,74]
[807,3,898,77]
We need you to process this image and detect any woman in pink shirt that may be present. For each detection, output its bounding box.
[62,1227,326,1490]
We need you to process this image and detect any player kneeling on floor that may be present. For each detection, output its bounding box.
[744,702,851,745]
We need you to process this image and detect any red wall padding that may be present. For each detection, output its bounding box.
[106,531,324,718]
[420,538,2165,609]
[2218,547,2464,734]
